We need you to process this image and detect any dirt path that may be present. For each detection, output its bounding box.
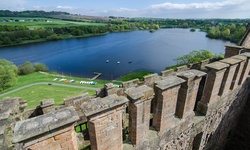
[0,82,100,97]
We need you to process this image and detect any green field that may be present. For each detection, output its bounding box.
[0,17,106,29]
[0,72,110,95]
[0,84,95,108]
[0,72,115,108]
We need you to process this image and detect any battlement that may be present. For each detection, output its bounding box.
[6,27,250,150]
[8,50,250,150]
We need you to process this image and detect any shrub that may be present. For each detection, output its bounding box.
[34,63,49,72]
[18,61,35,75]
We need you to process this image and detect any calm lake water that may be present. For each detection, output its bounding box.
[0,29,235,80]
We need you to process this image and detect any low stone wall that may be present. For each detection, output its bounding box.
[13,106,79,150]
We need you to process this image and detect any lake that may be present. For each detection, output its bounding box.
[0,28,235,80]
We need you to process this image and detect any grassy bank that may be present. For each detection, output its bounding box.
[0,85,95,108]
[119,70,154,81]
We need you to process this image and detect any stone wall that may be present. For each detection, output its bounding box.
[13,106,79,150]
[81,94,128,150]
[0,98,26,149]
[6,26,250,150]
[7,53,250,150]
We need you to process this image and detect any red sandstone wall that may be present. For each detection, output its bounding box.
[25,125,78,150]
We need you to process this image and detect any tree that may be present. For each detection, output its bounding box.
[18,61,35,75]
[0,59,18,91]
[221,29,230,39]
[174,50,220,65]
[34,63,49,72]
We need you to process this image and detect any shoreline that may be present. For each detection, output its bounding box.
[0,32,109,48]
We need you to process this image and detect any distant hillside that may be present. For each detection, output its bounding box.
[51,14,110,22]
[0,10,69,17]
[0,10,109,22]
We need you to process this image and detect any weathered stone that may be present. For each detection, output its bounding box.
[197,61,229,115]
[122,79,139,89]
[153,81,181,132]
[143,73,159,87]
[218,58,240,96]
[177,69,206,79]
[220,58,242,65]
[161,69,176,77]
[81,94,128,117]
[13,106,79,143]
[205,61,229,71]
[40,99,55,108]
[176,70,206,118]
[125,85,154,102]
[125,85,154,145]
[156,76,185,90]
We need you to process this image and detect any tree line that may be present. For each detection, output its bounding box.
[206,24,247,43]
[0,59,48,91]
[0,22,161,46]
[0,10,69,17]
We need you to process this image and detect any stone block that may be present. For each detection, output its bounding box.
[161,69,176,77]
[156,76,185,91]
[81,94,128,117]
[125,85,154,103]
[143,73,159,87]
[40,99,55,108]
[122,79,139,89]
[13,106,79,143]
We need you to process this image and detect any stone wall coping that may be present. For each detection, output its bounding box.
[144,73,158,79]
[231,55,247,61]
[220,58,242,65]
[13,106,79,143]
[155,76,186,90]
[241,52,250,58]
[40,99,55,108]
[122,78,139,84]
[64,93,89,101]
[81,94,128,117]
[177,69,206,80]
[104,83,117,89]
[125,85,154,100]
[225,45,244,49]
[205,61,229,71]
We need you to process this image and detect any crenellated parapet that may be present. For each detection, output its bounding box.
[8,53,250,150]
[7,29,250,150]
[81,94,128,150]
[176,70,206,118]
[153,76,185,132]
[125,85,154,145]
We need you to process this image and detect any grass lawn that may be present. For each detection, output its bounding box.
[0,17,106,29]
[0,84,96,109]
[75,124,87,133]
[0,72,111,95]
